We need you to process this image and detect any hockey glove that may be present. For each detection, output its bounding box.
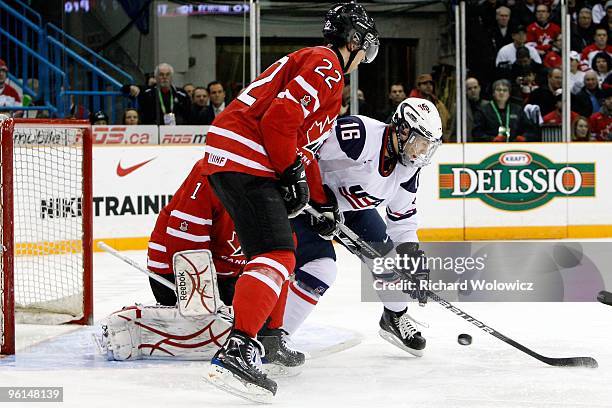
[279,157,310,218]
[396,242,430,305]
[308,185,344,240]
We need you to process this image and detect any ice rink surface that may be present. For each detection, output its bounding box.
[1,246,611,408]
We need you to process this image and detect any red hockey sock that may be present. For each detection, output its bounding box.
[266,280,289,330]
[233,250,295,338]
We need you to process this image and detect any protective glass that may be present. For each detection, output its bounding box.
[397,127,441,167]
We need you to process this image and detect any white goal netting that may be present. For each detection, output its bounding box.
[1,119,92,354]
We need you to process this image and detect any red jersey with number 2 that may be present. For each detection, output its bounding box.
[203,46,344,203]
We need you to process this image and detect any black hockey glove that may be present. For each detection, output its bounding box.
[279,157,310,218]
[396,242,430,305]
[308,185,344,240]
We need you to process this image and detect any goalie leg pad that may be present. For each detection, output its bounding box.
[100,305,232,361]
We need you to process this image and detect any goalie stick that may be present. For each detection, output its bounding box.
[305,207,598,368]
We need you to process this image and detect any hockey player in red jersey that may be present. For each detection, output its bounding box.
[100,159,247,361]
[204,2,379,402]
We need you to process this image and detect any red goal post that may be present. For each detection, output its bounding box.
[1,118,93,356]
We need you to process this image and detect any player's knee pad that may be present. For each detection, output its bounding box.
[294,257,337,299]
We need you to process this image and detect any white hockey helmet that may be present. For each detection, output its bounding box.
[390,98,442,167]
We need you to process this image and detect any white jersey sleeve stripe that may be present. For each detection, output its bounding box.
[206,146,275,173]
[170,210,213,226]
[242,271,281,296]
[208,125,267,155]
[249,256,290,280]
[295,75,320,112]
[166,227,211,242]
[147,259,169,269]
[148,242,167,252]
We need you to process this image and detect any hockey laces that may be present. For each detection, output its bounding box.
[395,315,418,339]
[280,330,301,356]
[246,338,266,375]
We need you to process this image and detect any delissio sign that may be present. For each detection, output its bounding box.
[439,151,595,211]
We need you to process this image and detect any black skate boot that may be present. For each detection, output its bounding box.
[258,327,306,378]
[378,307,426,357]
[206,330,277,403]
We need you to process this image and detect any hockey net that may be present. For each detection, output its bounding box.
[1,118,93,355]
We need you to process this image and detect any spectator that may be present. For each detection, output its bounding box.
[473,79,537,142]
[138,63,191,125]
[593,0,607,25]
[206,80,226,120]
[514,64,540,103]
[497,25,542,67]
[543,34,562,68]
[527,4,561,56]
[183,83,195,100]
[581,27,612,65]
[571,7,596,52]
[466,77,489,140]
[591,51,612,85]
[508,46,547,87]
[589,87,612,139]
[570,51,586,94]
[90,110,109,125]
[514,0,538,28]
[598,1,612,35]
[409,73,451,139]
[377,82,406,122]
[529,68,562,116]
[490,6,514,51]
[479,0,502,31]
[0,59,22,114]
[339,85,373,118]
[189,86,212,125]
[542,89,579,124]
[572,116,592,141]
[573,70,605,117]
[122,108,140,125]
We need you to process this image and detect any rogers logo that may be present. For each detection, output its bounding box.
[499,152,532,167]
[93,126,152,144]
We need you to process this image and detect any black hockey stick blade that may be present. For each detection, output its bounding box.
[305,207,600,369]
[597,290,612,306]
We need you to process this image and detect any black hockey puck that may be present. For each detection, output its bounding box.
[458,333,472,345]
[597,290,612,306]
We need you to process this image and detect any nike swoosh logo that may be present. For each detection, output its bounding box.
[116,157,156,177]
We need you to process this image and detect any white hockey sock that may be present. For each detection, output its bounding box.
[382,301,409,313]
[281,281,318,335]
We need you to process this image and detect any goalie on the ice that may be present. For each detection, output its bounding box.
[100,159,303,371]
[269,97,443,357]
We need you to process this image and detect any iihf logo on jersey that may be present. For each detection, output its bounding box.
[180,221,189,232]
[227,231,244,257]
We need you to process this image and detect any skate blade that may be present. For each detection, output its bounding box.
[378,329,424,357]
[205,364,274,404]
[263,362,303,379]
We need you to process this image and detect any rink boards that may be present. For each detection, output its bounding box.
[85,139,612,250]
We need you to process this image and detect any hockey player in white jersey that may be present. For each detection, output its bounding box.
[262,97,442,356]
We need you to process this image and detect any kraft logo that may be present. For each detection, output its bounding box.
[116,157,156,177]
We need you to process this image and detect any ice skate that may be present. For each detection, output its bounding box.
[378,307,426,357]
[206,330,277,403]
[258,327,305,377]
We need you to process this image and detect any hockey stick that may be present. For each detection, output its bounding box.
[305,207,598,368]
[98,241,177,291]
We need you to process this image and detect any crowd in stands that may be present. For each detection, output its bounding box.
[466,0,611,141]
[4,2,611,142]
